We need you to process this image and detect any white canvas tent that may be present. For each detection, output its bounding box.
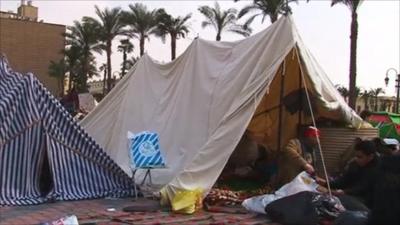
[81,16,367,202]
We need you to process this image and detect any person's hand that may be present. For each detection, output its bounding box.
[304,163,315,175]
[332,189,345,196]
[316,176,327,186]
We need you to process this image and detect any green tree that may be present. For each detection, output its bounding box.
[198,2,251,41]
[361,90,371,111]
[122,3,161,56]
[48,59,66,97]
[236,0,298,25]
[63,45,81,91]
[331,0,364,110]
[117,39,134,77]
[84,6,126,93]
[336,84,349,100]
[370,87,385,112]
[156,11,191,60]
[125,56,139,71]
[65,20,102,92]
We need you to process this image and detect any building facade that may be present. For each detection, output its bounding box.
[356,96,397,113]
[0,1,65,95]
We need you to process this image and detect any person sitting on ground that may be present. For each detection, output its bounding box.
[338,137,362,173]
[221,130,260,181]
[318,140,379,207]
[275,126,320,187]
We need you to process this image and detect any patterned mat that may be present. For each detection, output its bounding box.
[0,198,277,225]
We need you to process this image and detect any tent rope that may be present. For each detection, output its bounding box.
[297,47,332,197]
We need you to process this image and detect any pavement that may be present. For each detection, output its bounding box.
[0,197,277,225]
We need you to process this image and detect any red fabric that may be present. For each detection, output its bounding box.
[304,127,320,138]
[368,115,391,123]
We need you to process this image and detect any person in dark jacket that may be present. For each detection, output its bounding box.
[319,140,379,207]
[368,155,400,225]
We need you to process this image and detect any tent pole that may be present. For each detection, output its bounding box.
[298,65,303,131]
[277,62,286,152]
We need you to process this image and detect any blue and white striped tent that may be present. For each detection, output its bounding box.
[0,57,135,205]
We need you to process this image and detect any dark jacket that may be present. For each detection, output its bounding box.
[368,155,400,225]
[329,156,379,206]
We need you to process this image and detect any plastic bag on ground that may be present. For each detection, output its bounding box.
[242,171,319,214]
[40,215,79,225]
[333,211,368,225]
[171,188,203,214]
[265,191,345,225]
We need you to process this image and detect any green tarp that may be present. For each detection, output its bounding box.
[367,112,400,140]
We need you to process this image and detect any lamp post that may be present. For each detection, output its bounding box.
[385,68,400,113]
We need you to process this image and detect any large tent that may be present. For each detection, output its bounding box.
[367,111,400,140]
[81,16,366,201]
[0,57,135,205]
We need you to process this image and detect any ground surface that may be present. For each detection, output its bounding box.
[0,198,277,225]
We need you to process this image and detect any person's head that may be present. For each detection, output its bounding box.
[354,140,376,167]
[303,126,320,147]
[382,138,400,155]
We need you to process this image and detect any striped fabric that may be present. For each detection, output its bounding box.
[0,57,135,206]
[128,131,165,168]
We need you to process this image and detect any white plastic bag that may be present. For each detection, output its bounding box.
[242,171,319,214]
[43,215,79,225]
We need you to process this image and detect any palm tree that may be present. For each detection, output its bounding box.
[198,2,251,41]
[235,0,298,25]
[65,20,102,92]
[331,0,363,110]
[64,45,81,91]
[156,11,191,60]
[117,39,134,77]
[99,63,107,95]
[370,87,385,112]
[361,89,372,111]
[336,85,349,101]
[125,56,139,71]
[84,5,126,93]
[122,3,161,56]
[48,59,66,97]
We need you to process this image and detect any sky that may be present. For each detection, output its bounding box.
[1,0,399,96]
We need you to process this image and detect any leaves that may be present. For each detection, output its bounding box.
[236,0,298,24]
[198,2,251,41]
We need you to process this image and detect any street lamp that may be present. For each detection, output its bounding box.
[385,68,400,113]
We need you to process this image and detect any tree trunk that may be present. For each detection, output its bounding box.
[106,40,112,93]
[375,96,378,112]
[121,49,127,77]
[78,55,89,93]
[68,70,73,92]
[348,12,358,110]
[140,35,145,56]
[270,13,278,23]
[216,32,221,41]
[102,66,107,95]
[171,33,176,60]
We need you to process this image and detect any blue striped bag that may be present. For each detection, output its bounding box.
[127,131,166,168]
